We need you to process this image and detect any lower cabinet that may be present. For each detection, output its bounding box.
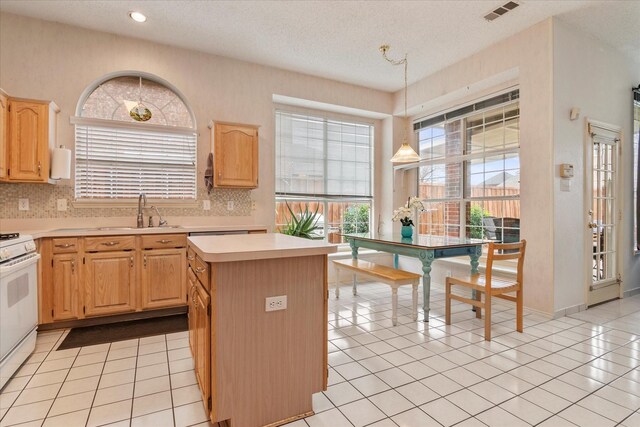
[194,281,211,408]
[188,263,211,413]
[51,253,80,321]
[84,251,136,317]
[141,248,187,310]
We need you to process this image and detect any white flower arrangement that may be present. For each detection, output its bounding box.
[392,197,425,226]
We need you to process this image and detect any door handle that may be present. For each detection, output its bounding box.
[71,260,75,273]
[37,161,41,177]
[143,255,147,268]
[130,256,134,268]
[194,267,206,274]
[588,222,598,229]
[55,243,74,249]
[101,241,119,246]
[157,239,172,244]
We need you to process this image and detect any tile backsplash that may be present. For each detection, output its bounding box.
[0,183,251,219]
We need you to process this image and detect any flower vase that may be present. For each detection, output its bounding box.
[401,225,413,238]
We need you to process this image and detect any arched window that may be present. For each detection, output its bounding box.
[73,72,197,200]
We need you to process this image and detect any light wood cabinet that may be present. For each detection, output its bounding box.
[0,91,7,180]
[84,251,136,317]
[213,122,259,188]
[193,281,211,409]
[51,253,80,321]
[188,268,198,357]
[141,248,187,310]
[4,98,59,182]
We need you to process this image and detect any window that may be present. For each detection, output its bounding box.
[634,91,639,251]
[74,75,196,200]
[275,111,373,243]
[415,91,520,242]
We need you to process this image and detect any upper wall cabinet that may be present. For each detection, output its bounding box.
[0,94,59,183]
[213,122,259,188]
[0,91,7,180]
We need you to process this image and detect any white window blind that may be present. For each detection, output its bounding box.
[75,122,197,199]
[275,111,372,199]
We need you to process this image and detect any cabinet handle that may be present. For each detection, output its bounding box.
[187,255,194,261]
[144,255,147,268]
[157,239,172,244]
[71,260,75,273]
[101,241,119,246]
[194,266,206,274]
[54,243,74,248]
[37,161,41,177]
[130,256,134,268]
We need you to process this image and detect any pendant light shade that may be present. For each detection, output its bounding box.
[390,141,421,163]
[380,44,420,164]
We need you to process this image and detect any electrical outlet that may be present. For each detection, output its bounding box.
[18,199,29,211]
[227,200,234,211]
[202,200,211,210]
[251,200,257,210]
[265,295,287,312]
[56,199,67,211]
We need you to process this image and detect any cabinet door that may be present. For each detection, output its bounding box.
[52,253,80,321]
[84,251,136,316]
[0,92,7,180]
[188,268,197,357]
[141,248,187,310]
[214,123,258,188]
[194,283,211,409]
[8,100,48,181]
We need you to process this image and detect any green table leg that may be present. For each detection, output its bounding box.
[418,250,435,322]
[470,245,482,311]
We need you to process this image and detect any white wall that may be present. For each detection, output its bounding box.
[552,18,640,310]
[0,13,393,231]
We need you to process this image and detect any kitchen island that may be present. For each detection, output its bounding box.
[187,233,336,427]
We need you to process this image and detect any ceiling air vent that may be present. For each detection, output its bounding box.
[484,1,519,22]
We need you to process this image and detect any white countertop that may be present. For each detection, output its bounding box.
[18,225,268,239]
[188,233,337,262]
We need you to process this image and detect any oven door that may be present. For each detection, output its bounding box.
[0,253,40,361]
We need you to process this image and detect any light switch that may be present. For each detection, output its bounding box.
[227,200,234,211]
[560,178,572,192]
[18,199,29,211]
[57,199,67,211]
[203,200,211,210]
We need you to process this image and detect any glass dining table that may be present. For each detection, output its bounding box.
[341,233,486,322]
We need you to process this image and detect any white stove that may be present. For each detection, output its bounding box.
[0,234,40,390]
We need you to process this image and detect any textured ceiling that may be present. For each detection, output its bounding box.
[1,0,638,92]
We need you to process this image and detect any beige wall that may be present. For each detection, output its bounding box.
[0,12,393,231]
[396,20,555,315]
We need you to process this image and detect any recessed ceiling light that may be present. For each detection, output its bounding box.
[129,11,147,23]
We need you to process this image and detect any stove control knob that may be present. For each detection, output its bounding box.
[0,249,10,260]
[24,242,36,252]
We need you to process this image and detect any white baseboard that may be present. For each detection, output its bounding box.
[552,303,587,319]
[623,287,640,298]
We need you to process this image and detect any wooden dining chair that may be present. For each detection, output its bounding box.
[445,240,526,341]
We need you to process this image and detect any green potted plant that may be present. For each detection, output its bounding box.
[280,202,323,239]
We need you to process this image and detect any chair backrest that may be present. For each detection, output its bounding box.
[482,217,501,241]
[485,240,527,289]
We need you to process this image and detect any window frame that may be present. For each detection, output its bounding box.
[274,109,375,243]
[414,94,520,242]
[72,72,197,206]
[633,94,639,254]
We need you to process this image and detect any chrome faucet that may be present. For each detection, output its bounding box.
[137,193,147,228]
[147,206,168,228]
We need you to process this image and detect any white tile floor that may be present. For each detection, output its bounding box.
[1,282,640,426]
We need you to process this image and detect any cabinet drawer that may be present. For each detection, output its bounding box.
[140,234,187,249]
[194,255,210,291]
[52,238,79,253]
[84,235,135,252]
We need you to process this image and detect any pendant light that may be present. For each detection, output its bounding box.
[124,76,152,122]
[380,44,420,163]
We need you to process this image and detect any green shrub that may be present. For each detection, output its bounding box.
[469,205,490,239]
[343,205,370,234]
